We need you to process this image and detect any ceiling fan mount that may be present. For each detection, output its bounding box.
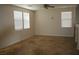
[44,4,55,9]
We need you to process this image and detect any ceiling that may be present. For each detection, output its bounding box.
[14,4,43,10]
[14,4,77,10]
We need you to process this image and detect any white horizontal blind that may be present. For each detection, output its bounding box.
[14,10,30,30]
[14,11,23,30]
[61,12,72,27]
[23,12,30,29]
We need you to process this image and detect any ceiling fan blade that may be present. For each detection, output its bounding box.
[44,4,48,9]
[44,4,55,9]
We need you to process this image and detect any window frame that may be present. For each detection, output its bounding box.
[13,10,30,31]
[61,11,72,28]
[23,12,30,29]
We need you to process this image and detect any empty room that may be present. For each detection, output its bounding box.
[0,4,79,55]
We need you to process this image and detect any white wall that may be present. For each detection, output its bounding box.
[0,5,35,48]
[0,5,76,48]
[35,7,76,37]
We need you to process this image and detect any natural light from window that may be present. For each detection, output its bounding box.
[61,11,72,28]
[14,11,23,30]
[14,10,30,30]
[23,12,30,29]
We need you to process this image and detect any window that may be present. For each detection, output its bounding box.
[23,12,30,29]
[61,11,72,28]
[14,10,30,30]
[14,11,23,30]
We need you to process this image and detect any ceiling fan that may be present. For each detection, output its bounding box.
[44,4,55,9]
